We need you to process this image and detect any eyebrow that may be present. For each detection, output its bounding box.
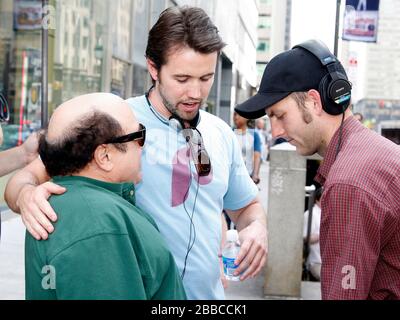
[174,73,215,78]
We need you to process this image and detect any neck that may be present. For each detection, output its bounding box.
[236,125,247,132]
[75,167,118,184]
[148,86,172,119]
[317,110,352,157]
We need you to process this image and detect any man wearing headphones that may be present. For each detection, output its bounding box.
[235,40,400,300]
[5,7,267,300]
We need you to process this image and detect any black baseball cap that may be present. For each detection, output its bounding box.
[235,46,335,119]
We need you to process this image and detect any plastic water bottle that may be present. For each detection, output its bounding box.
[222,229,241,281]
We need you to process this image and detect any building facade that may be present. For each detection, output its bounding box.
[340,0,400,130]
[256,0,291,85]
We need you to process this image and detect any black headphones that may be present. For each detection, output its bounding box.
[0,92,10,122]
[145,87,201,132]
[293,40,352,116]
[169,113,200,132]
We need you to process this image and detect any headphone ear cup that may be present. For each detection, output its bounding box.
[319,74,345,116]
[169,116,183,132]
[328,72,352,111]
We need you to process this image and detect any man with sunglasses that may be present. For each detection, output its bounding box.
[126,6,267,299]
[24,93,186,299]
[5,7,267,300]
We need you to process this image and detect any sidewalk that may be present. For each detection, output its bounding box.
[0,162,321,300]
[0,211,25,299]
[224,162,321,300]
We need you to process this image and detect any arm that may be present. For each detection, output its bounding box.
[225,197,267,281]
[222,130,267,281]
[220,212,229,289]
[252,151,261,183]
[251,132,262,183]
[0,132,39,177]
[303,211,319,244]
[320,184,381,300]
[4,157,66,240]
[308,234,320,245]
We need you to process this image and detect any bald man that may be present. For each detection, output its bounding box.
[24,93,186,300]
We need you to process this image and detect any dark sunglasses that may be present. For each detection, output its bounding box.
[183,128,211,177]
[106,123,146,147]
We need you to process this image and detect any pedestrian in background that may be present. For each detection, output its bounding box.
[233,111,262,184]
[303,187,323,281]
[255,118,268,162]
[353,112,363,123]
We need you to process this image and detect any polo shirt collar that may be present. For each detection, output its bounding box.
[52,176,136,205]
[315,116,363,185]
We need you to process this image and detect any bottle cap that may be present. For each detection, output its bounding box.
[226,229,239,243]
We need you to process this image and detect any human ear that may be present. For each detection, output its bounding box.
[307,89,324,115]
[93,144,114,172]
[146,59,159,82]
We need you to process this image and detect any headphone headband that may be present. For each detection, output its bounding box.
[292,40,352,115]
[293,40,337,67]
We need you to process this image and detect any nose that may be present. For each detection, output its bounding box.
[187,82,202,100]
[271,119,286,139]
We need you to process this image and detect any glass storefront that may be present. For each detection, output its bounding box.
[0,0,176,152]
[1,0,42,150]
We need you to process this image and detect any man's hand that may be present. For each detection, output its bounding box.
[219,255,229,289]
[251,174,260,185]
[21,132,39,164]
[234,220,267,281]
[17,182,66,240]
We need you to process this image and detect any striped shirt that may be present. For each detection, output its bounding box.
[315,117,400,300]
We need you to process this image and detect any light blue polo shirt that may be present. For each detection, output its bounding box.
[126,95,258,300]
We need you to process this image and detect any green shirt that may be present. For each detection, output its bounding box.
[25,176,186,300]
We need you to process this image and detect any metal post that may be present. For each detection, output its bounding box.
[334,0,341,57]
[41,0,49,128]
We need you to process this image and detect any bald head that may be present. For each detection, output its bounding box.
[48,93,136,142]
[40,93,141,178]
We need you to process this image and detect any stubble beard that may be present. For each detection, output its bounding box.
[158,84,203,122]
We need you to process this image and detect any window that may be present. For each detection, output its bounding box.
[83,36,88,49]
[0,0,42,152]
[257,41,270,53]
[258,16,271,30]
